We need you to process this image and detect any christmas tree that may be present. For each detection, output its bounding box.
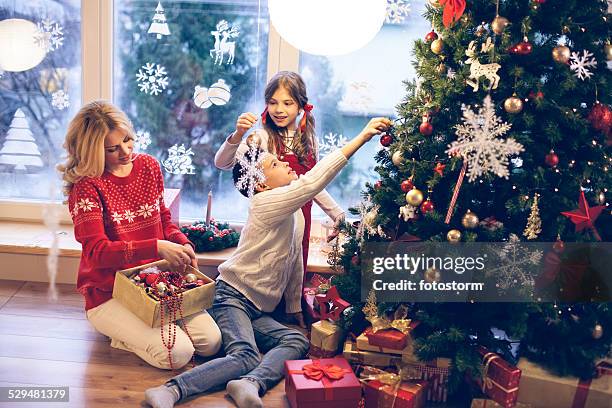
[0,108,44,172]
[332,0,612,392]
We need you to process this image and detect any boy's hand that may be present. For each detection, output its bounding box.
[235,112,258,138]
[287,312,306,328]
[359,117,392,141]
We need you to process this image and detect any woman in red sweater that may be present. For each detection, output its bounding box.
[58,101,221,369]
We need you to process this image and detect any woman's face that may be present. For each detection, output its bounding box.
[104,128,134,171]
[266,85,300,131]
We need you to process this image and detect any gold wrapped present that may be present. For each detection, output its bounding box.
[471,398,533,408]
[309,320,344,358]
[343,340,404,368]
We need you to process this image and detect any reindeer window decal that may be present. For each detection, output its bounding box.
[465,37,501,92]
[210,20,240,66]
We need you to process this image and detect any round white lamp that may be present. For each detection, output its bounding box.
[268,0,387,56]
[0,19,46,72]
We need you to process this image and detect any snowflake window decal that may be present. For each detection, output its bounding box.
[34,18,64,52]
[446,95,524,182]
[569,50,597,81]
[318,132,348,157]
[51,90,70,110]
[134,130,152,151]
[385,0,411,24]
[136,63,169,96]
[235,143,267,198]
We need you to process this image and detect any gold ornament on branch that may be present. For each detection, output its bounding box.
[592,324,603,339]
[523,194,542,240]
[431,38,444,55]
[461,209,479,229]
[447,229,462,242]
[604,42,612,61]
[504,94,524,114]
[392,150,404,167]
[552,45,571,64]
[406,188,424,207]
[491,15,509,35]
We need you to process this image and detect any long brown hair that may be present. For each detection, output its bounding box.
[263,71,315,166]
[57,100,135,196]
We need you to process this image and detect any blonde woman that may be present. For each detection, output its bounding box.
[58,101,221,369]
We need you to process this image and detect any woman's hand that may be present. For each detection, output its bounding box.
[234,112,258,138]
[358,117,392,141]
[157,240,194,270]
[184,243,198,269]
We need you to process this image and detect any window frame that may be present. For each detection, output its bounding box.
[0,0,302,225]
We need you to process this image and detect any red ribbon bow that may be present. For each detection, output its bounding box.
[301,362,347,381]
[304,103,314,112]
[300,104,314,132]
[438,0,466,28]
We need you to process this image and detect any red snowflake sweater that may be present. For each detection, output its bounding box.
[68,154,191,310]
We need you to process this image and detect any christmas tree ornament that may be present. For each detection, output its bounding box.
[569,50,597,81]
[421,199,435,214]
[528,90,545,101]
[374,180,382,190]
[431,38,444,55]
[399,204,418,221]
[351,255,360,266]
[380,133,393,147]
[604,41,612,61]
[515,37,533,55]
[545,150,559,167]
[424,267,441,283]
[156,281,168,295]
[425,30,438,42]
[148,2,171,40]
[434,162,446,176]
[391,150,404,166]
[406,188,424,207]
[146,273,159,286]
[400,178,414,192]
[587,102,612,139]
[436,62,447,75]
[475,23,488,37]
[438,0,466,28]
[461,209,479,229]
[234,143,266,198]
[447,229,462,242]
[184,273,197,283]
[523,194,542,240]
[504,94,524,113]
[552,235,565,253]
[592,324,603,339]
[596,190,606,205]
[210,20,239,65]
[561,190,605,241]
[491,15,509,35]
[426,0,440,7]
[552,45,571,64]
[419,116,433,135]
[465,39,501,92]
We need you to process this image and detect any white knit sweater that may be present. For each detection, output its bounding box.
[214,128,345,222]
[218,150,348,313]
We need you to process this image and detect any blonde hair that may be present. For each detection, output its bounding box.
[57,100,135,196]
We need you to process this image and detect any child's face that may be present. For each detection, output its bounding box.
[259,155,298,189]
[266,86,300,131]
[104,128,134,171]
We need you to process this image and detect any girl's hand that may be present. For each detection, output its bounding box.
[235,112,258,138]
[359,117,392,141]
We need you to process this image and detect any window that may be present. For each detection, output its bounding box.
[114,0,269,222]
[300,0,430,218]
[0,0,81,202]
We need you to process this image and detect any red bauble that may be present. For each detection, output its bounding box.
[351,255,360,266]
[419,121,433,136]
[400,179,414,192]
[529,90,544,101]
[553,238,565,254]
[380,133,393,147]
[145,273,159,286]
[535,0,546,3]
[516,40,532,55]
[508,44,520,54]
[374,180,382,190]
[587,102,612,140]
[420,199,435,214]
[138,272,148,281]
[425,30,438,42]
[545,150,559,167]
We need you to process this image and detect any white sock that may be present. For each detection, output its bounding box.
[226,378,263,408]
[144,384,180,408]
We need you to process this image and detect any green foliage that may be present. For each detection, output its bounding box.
[180,220,239,252]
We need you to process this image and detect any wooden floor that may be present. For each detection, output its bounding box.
[0,279,290,408]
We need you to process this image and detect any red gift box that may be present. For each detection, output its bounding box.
[364,321,419,351]
[364,379,428,408]
[303,287,321,324]
[477,347,521,408]
[403,360,451,403]
[285,358,362,408]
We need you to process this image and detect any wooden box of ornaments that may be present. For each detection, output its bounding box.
[112,259,215,327]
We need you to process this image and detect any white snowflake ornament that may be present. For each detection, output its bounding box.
[487,234,541,292]
[136,63,169,96]
[318,132,348,157]
[386,0,411,24]
[399,204,417,222]
[446,95,524,182]
[569,50,597,81]
[235,143,267,198]
[51,90,70,110]
[162,144,195,175]
[134,130,152,151]
[34,18,64,52]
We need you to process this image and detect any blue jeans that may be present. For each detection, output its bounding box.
[170,280,309,399]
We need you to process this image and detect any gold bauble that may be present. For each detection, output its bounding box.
[436,63,447,75]
[406,188,424,207]
[592,323,603,339]
[605,42,612,61]
[363,210,377,227]
[491,16,509,35]
[184,273,197,283]
[447,229,462,242]
[431,38,444,55]
[424,267,441,283]
[156,281,167,294]
[461,210,479,229]
[552,45,570,64]
[391,150,404,167]
[504,95,524,114]
[476,24,487,37]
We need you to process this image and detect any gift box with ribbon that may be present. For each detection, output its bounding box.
[471,398,533,408]
[303,274,335,324]
[516,358,612,408]
[475,347,521,408]
[402,359,451,403]
[309,320,345,359]
[361,366,429,408]
[357,325,418,355]
[285,357,362,408]
[343,340,404,368]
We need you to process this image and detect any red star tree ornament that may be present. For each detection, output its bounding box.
[314,286,350,321]
[560,190,606,241]
[434,162,446,176]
